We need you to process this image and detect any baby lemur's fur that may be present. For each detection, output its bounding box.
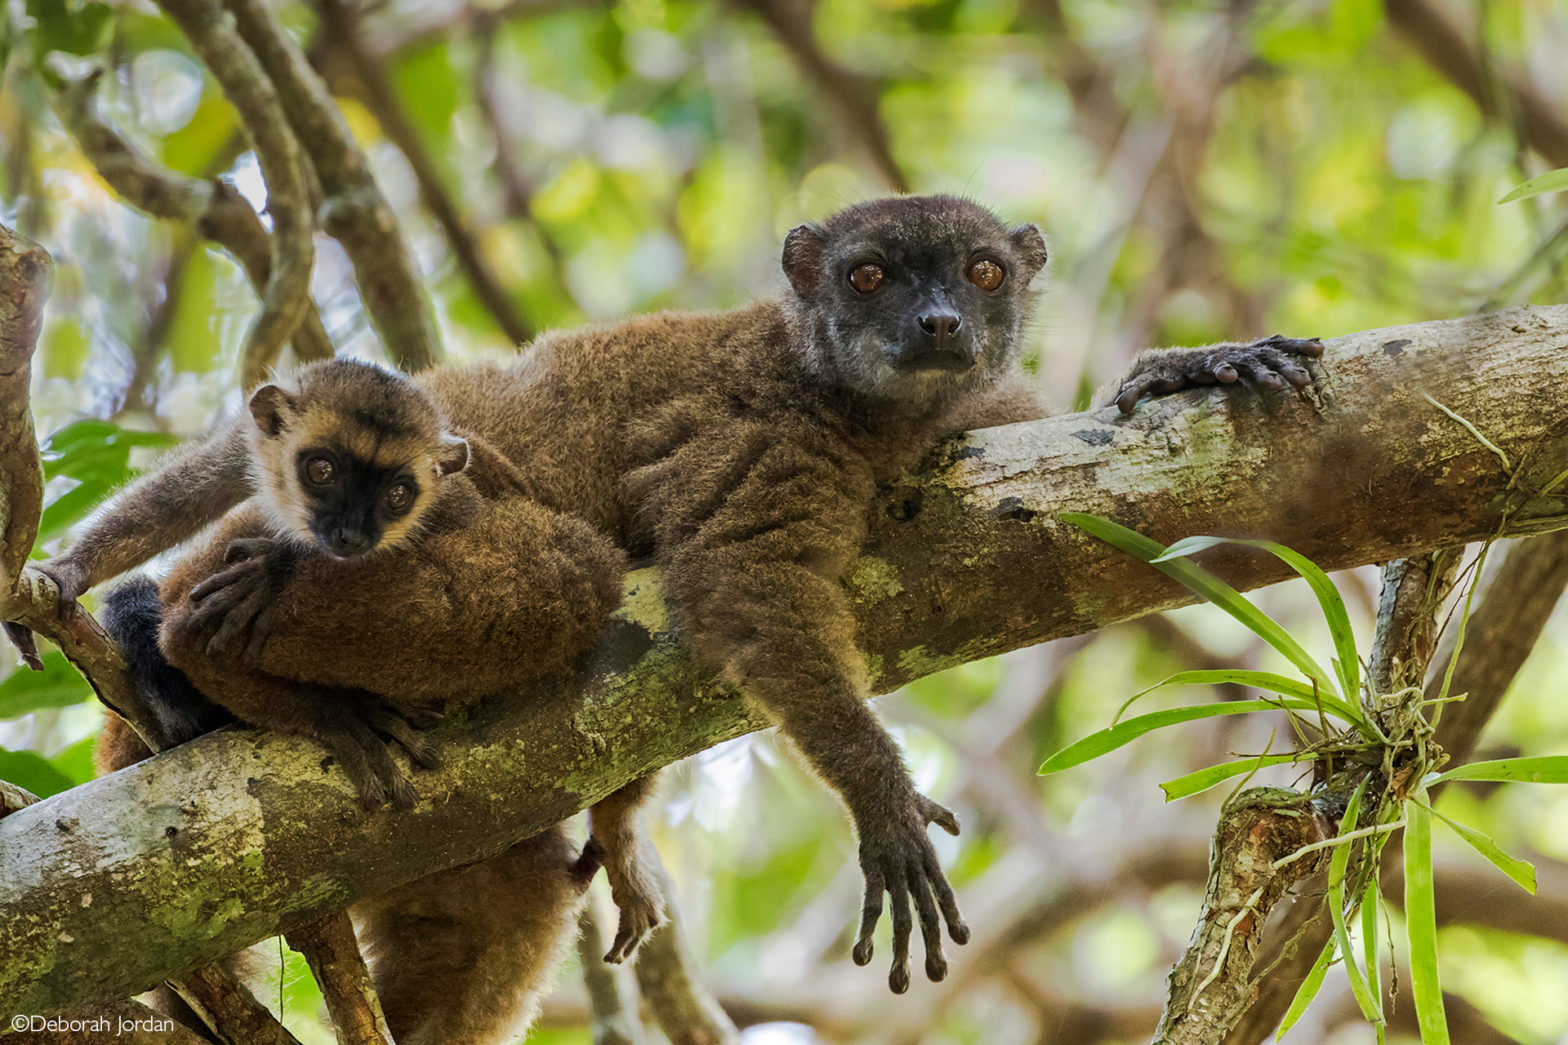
[20,195,1323,1007]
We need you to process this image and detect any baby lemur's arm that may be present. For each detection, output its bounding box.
[158,494,626,797]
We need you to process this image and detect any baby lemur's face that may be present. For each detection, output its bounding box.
[245,360,469,559]
[782,195,1048,405]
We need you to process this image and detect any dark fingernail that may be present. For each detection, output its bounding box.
[1215,364,1238,382]
[1117,394,1137,414]
[853,942,873,966]
[950,922,971,945]
[890,965,910,994]
[926,955,948,981]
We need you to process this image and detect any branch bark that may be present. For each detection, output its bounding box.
[5,305,1568,1013]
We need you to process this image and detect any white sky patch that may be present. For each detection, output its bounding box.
[228,154,269,228]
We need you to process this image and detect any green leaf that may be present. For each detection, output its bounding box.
[1276,939,1335,1041]
[49,734,97,789]
[0,652,93,718]
[1428,806,1536,893]
[1116,668,1363,728]
[1498,167,1568,204]
[1061,514,1346,708]
[0,747,76,799]
[1328,780,1380,1022]
[1362,877,1381,1029]
[1161,753,1314,801]
[1429,756,1568,785]
[1156,536,1361,703]
[1404,791,1450,1044]
[1039,699,1322,775]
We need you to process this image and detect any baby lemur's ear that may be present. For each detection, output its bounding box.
[1008,224,1049,281]
[436,432,470,477]
[782,224,827,297]
[247,384,296,438]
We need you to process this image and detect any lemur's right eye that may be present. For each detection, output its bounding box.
[848,263,885,294]
[304,456,336,486]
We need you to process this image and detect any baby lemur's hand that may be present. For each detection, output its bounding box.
[852,790,969,994]
[183,536,301,661]
[3,559,93,670]
[1111,334,1325,415]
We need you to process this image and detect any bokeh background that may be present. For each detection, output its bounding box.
[4,0,1568,1042]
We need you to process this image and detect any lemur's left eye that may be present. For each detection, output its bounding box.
[304,456,336,486]
[848,263,885,294]
[967,259,1005,291]
[384,483,413,514]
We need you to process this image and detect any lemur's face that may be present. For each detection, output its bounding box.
[783,195,1048,403]
[246,361,469,559]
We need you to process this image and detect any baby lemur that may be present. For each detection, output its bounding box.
[15,195,1323,1006]
[87,359,646,1044]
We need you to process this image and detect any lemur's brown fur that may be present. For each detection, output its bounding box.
[33,195,1324,1012]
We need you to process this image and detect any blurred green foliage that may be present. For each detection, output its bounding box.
[4,0,1568,1042]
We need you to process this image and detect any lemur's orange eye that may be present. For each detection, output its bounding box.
[848,263,885,293]
[385,483,413,514]
[304,456,336,486]
[967,259,1005,291]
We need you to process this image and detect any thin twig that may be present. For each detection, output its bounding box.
[316,0,535,345]
[284,914,394,1045]
[633,877,740,1045]
[169,964,303,1045]
[50,71,334,372]
[576,902,644,1045]
[155,0,314,389]
[223,0,443,372]
[726,0,909,192]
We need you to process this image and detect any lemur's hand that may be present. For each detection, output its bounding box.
[307,691,444,811]
[1111,334,1325,415]
[183,537,299,661]
[851,790,969,994]
[3,560,91,670]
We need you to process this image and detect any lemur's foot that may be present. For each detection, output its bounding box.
[308,691,443,811]
[851,791,968,994]
[599,835,666,963]
[1111,334,1325,414]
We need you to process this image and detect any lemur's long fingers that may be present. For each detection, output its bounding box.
[206,587,268,656]
[189,561,258,604]
[886,865,913,995]
[3,623,43,671]
[852,868,885,967]
[363,705,442,771]
[910,859,947,982]
[183,575,255,631]
[222,538,274,564]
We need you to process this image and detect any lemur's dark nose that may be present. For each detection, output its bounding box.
[329,528,372,556]
[918,313,962,345]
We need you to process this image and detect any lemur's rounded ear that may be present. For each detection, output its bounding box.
[437,433,470,477]
[1008,224,1049,280]
[782,224,827,297]
[247,385,296,437]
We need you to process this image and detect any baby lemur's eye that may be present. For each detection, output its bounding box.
[847,263,885,294]
[966,259,1005,292]
[303,455,336,487]
[384,482,414,515]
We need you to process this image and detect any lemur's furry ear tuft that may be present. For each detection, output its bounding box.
[782,224,827,297]
[248,385,296,438]
[1008,225,1049,281]
[437,433,471,477]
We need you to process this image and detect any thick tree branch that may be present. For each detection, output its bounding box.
[5,306,1568,1013]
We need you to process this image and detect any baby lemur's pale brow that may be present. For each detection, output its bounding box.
[19,195,1323,1006]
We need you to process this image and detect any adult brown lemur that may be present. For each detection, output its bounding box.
[10,194,1324,1006]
